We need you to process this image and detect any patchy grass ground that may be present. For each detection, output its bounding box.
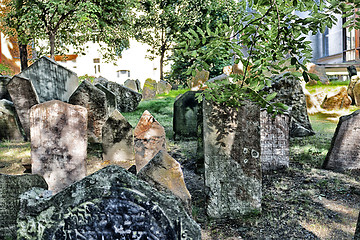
[1,87,360,239]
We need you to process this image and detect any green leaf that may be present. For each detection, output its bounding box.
[302,71,310,82]
[266,92,277,101]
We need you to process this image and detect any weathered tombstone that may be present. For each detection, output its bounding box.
[18,56,78,103]
[93,76,109,86]
[95,83,117,114]
[135,79,142,92]
[0,75,11,100]
[7,75,40,140]
[323,110,360,173]
[69,80,108,143]
[265,73,315,137]
[188,70,209,90]
[142,78,157,100]
[0,174,47,240]
[203,100,262,218]
[321,86,351,110]
[307,63,329,84]
[0,99,24,141]
[260,111,290,171]
[347,75,360,103]
[138,150,191,207]
[156,80,172,95]
[134,110,166,172]
[30,100,87,193]
[173,90,203,140]
[124,79,140,92]
[17,165,201,239]
[353,82,360,106]
[107,81,142,112]
[102,110,135,169]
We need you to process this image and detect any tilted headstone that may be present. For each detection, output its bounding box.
[69,80,108,143]
[95,83,117,114]
[134,110,166,172]
[0,75,11,100]
[173,90,203,140]
[260,111,290,171]
[321,86,351,110]
[18,56,78,103]
[138,150,191,207]
[124,79,140,92]
[17,165,201,239]
[142,78,157,100]
[107,81,142,112]
[0,174,47,240]
[102,110,135,169]
[156,80,172,95]
[0,99,24,141]
[323,110,360,173]
[30,100,87,193]
[203,100,262,218]
[7,75,40,140]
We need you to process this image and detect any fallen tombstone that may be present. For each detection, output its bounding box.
[134,110,166,172]
[7,75,40,140]
[17,165,201,239]
[203,100,262,219]
[107,81,142,112]
[0,174,47,240]
[102,110,135,169]
[0,99,24,141]
[18,56,78,103]
[30,100,87,193]
[142,78,157,100]
[69,80,108,143]
[95,83,117,114]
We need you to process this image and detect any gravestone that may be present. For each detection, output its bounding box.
[17,165,201,239]
[0,75,11,100]
[188,70,209,90]
[93,76,108,86]
[321,86,351,110]
[353,82,360,106]
[30,100,87,193]
[347,75,360,103]
[107,81,142,112]
[18,56,78,103]
[260,111,290,171]
[138,150,191,207]
[95,83,117,114]
[7,75,40,140]
[307,63,329,84]
[323,110,360,173]
[124,79,140,92]
[0,174,47,240]
[0,99,24,141]
[173,90,203,140]
[102,110,135,169]
[142,78,157,100]
[134,110,166,172]
[156,80,172,95]
[203,100,262,219]
[69,80,108,143]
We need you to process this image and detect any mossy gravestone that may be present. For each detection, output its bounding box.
[17,165,201,239]
[0,174,47,240]
[203,100,262,219]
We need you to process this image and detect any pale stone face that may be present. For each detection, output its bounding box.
[30,100,87,193]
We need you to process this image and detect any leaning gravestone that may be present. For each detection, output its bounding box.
[173,90,203,140]
[17,165,201,239]
[69,80,108,143]
[260,111,290,171]
[323,110,360,173]
[0,75,11,100]
[95,83,117,114]
[142,78,157,100]
[156,80,172,95]
[102,110,135,169]
[203,100,262,218]
[134,110,166,172]
[0,99,24,141]
[7,75,40,140]
[107,81,142,112]
[124,79,140,92]
[0,174,47,240]
[18,56,78,103]
[30,100,87,193]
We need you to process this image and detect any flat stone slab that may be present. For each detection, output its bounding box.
[17,165,201,239]
[0,174,47,239]
[30,100,88,193]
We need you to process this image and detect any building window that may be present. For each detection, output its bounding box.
[343,21,360,62]
[322,27,329,57]
[117,70,130,79]
[94,58,101,74]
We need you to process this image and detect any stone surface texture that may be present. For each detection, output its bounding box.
[142,78,157,100]
[102,110,135,169]
[0,75,11,100]
[156,80,172,95]
[69,80,108,143]
[173,90,203,140]
[323,110,360,173]
[203,100,262,219]
[321,86,351,110]
[95,83,117,114]
[7,75,40,140]
[30,100,87,193]
[17,165,201,240]
[0,174,47,240]
[265,73,315,137]
[188,70,209,90]
[106,81,142,112]
[353,81,360,106]
[138,150,191,206]
[260,111,290,171]
[347,75,360,102]
[18,56,78,103]
[0,99,23,141]
[134,110,166,172]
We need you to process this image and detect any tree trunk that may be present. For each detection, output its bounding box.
[49,33,55,59]
[160,47,165,81]
[18,42,28,71]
